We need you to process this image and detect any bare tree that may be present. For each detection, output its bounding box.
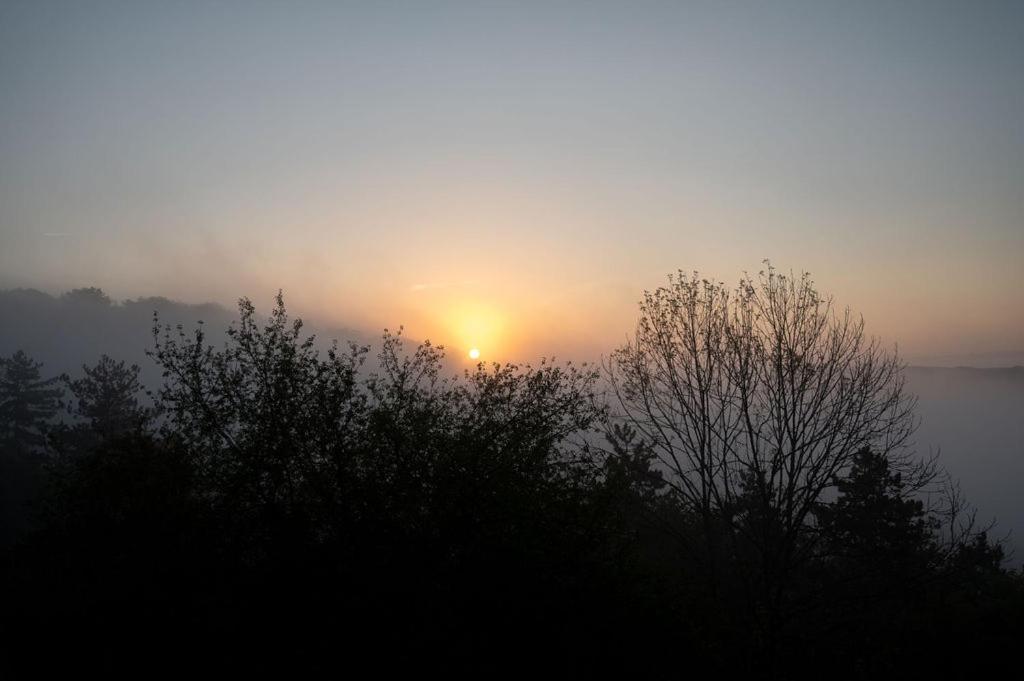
[605,263,919,657]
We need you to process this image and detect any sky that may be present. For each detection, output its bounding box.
[1,1,1022,363]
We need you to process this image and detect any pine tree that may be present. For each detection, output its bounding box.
[0,350,63,455]
[811,448,941,671]
[64,355,151,443]
[816,447,938,574]
[1,350,63,546]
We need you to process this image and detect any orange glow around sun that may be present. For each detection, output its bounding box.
[437,300,505,361]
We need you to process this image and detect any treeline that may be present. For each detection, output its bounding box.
[0,286,370,382]
[0,287,235,380]
[1,283,1022,678]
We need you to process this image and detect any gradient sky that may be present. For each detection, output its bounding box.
[1,1,1021,362]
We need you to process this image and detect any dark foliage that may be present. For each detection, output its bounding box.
[0,350,62,547]
[1,292,1021,678]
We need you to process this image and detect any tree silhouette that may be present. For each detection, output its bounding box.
[51,356,151,459]
[0,350,62,454]
[139,292,630,674]
[605,265,920,671]
[817,447,938,577]
[0,350,62,547]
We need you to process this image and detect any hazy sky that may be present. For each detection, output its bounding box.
[1,1,1021,362]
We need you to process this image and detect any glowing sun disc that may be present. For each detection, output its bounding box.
[468,348,480,360]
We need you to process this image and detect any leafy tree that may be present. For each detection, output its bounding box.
[142,293,629,674]
[150,291,369,554]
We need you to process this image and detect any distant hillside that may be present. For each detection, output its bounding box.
[0,288,375,387]
[906,351,1024,368]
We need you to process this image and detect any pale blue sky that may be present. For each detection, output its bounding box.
[1,1,1021,360]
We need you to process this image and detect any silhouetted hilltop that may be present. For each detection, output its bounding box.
[0,287,374,385]
[0,288,232,383]
[908,364,1024,379]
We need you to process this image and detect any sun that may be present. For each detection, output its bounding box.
[468,348,480,360]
